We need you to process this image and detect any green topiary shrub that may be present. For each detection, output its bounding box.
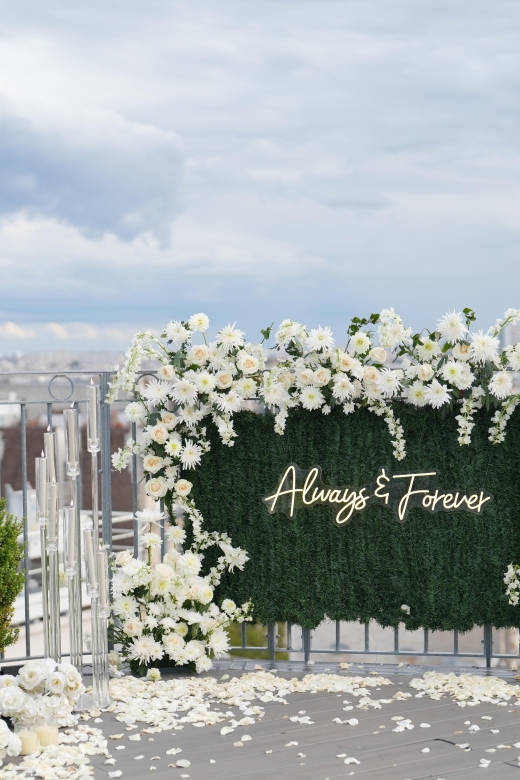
[0,497,25,653]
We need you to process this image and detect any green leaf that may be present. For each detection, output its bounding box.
[260,322,274,344]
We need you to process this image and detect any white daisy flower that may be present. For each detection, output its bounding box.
[305,326,335,353]
[437,311,467,343]
[234,376,257,398]
[332,373,355,401]
[263,382,290,406]
[300,385,325,410]
[165,525,186,544]
[349,332,371,355]
[489,371,513,399]
[274,319,307,348]
[141,532,162,548]
[135,507,164,524]
[440,361,464,385]
[164,436,182,456]
[406,380,428,407]
[171,378,198,406]
[194,371,216,393]
[376,369,402,398]
[128,636,164,664]
[416,338,441,361]
[216,323,245,353]
[216,390,243,414]
[425,379,451,409]
[188,312,210,332]
[469,330,500,363]
[124,401,145,422]
[207,341,230,370]
[165,321,191,348]
[208,629,230,658]
[180,439,203,469]
[141,379,172,403]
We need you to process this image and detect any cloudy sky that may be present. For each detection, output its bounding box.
[0,0,519,351]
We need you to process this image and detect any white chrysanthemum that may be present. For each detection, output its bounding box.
[180,439,203,469]
[489,371,513,400]
[469,330,500,363]
[332,373,355,401]
[216,390,243,414]
[176,621,189,637]
[406,380,428,407]
[274,319,307,348]
[165,525,186,544]
[208,630,230,658]
[141,379,172,403]
[188,312,210,332]
[171,378,198,406]
[124,401,145,422]
[207,341,229,370]
[112,570,134,595]
[177,405,207,427]
[425,379,451,409]
[234,377,257,398]
[141,532,162,549]
[454,364,475,391]
[196,654,213,673]
[305,326,335,353]
[163,633,185,659]
[263,382,290,406]
[416,338,440,361]
[221,599,236,614]
[437,311,467,343]
[506,347,520,371]
[217,323,245,353]
[128,636,164,664]
[178,552,202,575]
[165,321,191,348]
[349,332,371,355]
[300,385,325,410]
[194,371,216,393]
[164,435,182,456]
[375,369,402,398]
[440,361,464,385]
[112,595,139,619]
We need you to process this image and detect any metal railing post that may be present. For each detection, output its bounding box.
[21,404,30,658]
[483,624,493,668]
[302,628,311,663]
[267,623,277,661]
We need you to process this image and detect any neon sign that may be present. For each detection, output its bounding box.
[263,464,492,525]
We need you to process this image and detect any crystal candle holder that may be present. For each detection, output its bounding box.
[14,722,40,755]
[36,714,59,747]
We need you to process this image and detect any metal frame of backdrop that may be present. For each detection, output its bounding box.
[0,369,517,669]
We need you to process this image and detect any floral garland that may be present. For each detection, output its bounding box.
[109,507,251,674]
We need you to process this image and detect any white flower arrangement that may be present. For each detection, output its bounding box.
[504,563,520,606]
[0,658,84,731]
[110,507,252,675]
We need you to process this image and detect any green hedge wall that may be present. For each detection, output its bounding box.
[183,405,520,631]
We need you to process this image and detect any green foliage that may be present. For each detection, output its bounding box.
[185,406,520,633]
[0,498,25,652]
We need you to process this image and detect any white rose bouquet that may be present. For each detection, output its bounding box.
[0,658,84,728]
[110,508,252,676]
[0,718,21,766]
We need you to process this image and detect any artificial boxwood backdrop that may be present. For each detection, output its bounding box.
[184,406,520,631]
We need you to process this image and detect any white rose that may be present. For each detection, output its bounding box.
[157,365,176,380]
[165,547,180,565]
[163,633,185,657]
[313,367,331,386]
[123,618,143,637]
[276,371,293,390]
[298,368,315,385]
[188,344,210,365]
[215,371,233,389]
[150,424,169,445]
[185,640,206,660]
[145,476,169,499]
[115,549,133,566]
[45,671,66,695]
[0,687,27,717]
[143,454,164,473]
[370,347,387,363]
[175,479,192,497]
[161,411,178,429]
[364,366,379,383]
[155,563,174,579]
[418,363,434,381]
[17,663,44,691]
[237,353,259,374]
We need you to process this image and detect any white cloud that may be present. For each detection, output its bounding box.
[0,0,519,344]
[0,321,35,338]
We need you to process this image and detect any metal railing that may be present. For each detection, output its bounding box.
[0,369,518,669]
